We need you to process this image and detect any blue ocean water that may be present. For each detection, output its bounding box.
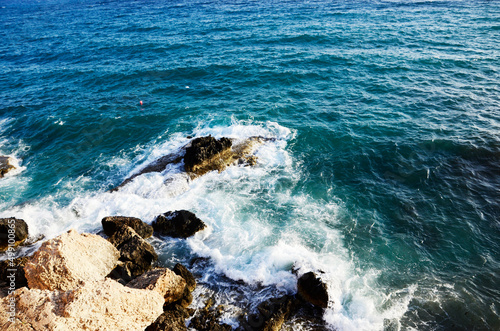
[1,0,499,329]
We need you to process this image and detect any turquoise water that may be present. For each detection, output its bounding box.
[1,0,500,329]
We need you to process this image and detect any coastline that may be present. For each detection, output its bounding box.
[1,135,329,330]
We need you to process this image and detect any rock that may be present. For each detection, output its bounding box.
[111,151,184,192]
[0,278,164,331]
[0,156,16,178]
[146,304,190,331]
[108,226,158,278]
[0,256,28,297]
[101,216,153,239]
[238,295,298,331]
[113,136,270,191]
[24,229,119,291]
[297,272,329,309]
[127,268,186,304]
[153,210,206,238]
[0,218,29,252]
[107,260,136,284]
[184,136,232,175]
[175,286,193,308]
[190,298,232,331]
[173,263,196,292]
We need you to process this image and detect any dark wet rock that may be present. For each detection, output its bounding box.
[0,156,15,178]
[0,218,29,252]
[153,210,206,238]
[173,263,196,292]
[146,303,190,331]
[107,226,158,278]
[297,272,329,309]
[101,216,153,239]
[184,136,232,174]
[190,297,232,331]
[112,136,271,191]
[0,256,28,297]
[238,295,299,331]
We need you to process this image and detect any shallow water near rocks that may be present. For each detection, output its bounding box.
[1,0,500,330]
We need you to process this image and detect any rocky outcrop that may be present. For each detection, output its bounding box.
[0,218,29,252]
[112,136,271,191]
[0,278,165,331]
[297,272,329,309]
[153,210,206,238]
[0,156,16,178]
[107,226,158,280]
[127,268,186,305]
[184,136,232,175]
[101,216,153,239]
[24,229,119,291]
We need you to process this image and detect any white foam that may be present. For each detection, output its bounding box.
[0,120,412,330]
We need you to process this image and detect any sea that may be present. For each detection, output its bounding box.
[1,0,499,330]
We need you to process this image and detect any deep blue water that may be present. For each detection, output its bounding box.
[1,0,499,330]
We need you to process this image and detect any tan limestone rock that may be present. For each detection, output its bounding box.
[127,267,187,304]
[0,278,164,331]
[24,229,120,291]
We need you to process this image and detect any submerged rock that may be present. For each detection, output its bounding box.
[0,218,29,252]
[107,226,158,279]
[0,278,164,331]
[238,295,299,331]
[102,216,153,239]
[0,156,15,178]
[24,229,119,291]
[190,296,232,331]
[297,272,329,309]
[153,210,206,238]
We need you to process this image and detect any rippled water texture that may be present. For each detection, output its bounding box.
[1,0,499,330]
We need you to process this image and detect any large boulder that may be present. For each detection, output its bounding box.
[0,278,164,331]
[101,216,153,239]
[24,229,119,291]
[152,210,206,238]
[107,226,158,279]
[0,156,15,178]
[184,136,232,175]
[0,218,29,252]
[127,268,186,305]
[297,272,329,309]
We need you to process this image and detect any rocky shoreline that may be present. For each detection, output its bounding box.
[1,216,329,331]
[0,136,331,330]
